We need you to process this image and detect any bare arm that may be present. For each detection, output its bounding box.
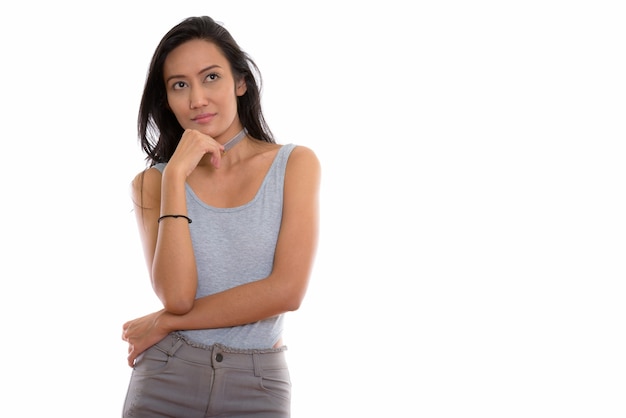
[131,130,225,314]
[123,145,320,365]
[136,147,320,331]
[162,145,320,330]
[131,165,197,315]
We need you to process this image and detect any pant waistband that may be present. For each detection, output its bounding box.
[154,333,288,374]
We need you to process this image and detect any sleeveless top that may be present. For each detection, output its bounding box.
[153,143,296,349]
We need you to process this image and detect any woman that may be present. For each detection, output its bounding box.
[121,16,320,417]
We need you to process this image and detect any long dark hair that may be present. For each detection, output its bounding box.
[138,16,275,166]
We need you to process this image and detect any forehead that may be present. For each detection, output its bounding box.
[163,39,230,76]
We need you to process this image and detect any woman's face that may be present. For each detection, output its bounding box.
[163,39,247,141]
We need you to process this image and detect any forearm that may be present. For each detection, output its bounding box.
[161,277,295,332]
[152,167,197,314]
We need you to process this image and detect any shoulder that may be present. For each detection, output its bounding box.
[284,145,321,188]
[130,166,163,206]
[285,145,320,171]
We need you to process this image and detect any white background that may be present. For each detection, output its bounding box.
[1,1,624,417]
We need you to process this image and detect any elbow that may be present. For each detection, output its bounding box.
[281,287,307,312]
[284,299,303,313]
[163,297,194,315]
[152,270,197,315]
[273,273,310,312]
[155,283,195,315]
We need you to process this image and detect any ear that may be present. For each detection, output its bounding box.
[235,77,247,96]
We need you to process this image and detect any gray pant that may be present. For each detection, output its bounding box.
[122,333,291,417]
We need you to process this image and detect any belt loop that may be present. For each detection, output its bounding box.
[167,337,184,357]
[252,353,262,377]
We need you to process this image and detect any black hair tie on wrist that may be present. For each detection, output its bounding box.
[157,214,192,224]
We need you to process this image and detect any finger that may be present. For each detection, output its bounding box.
[127,349,136,367]
[207,142,224,168]
[121,325,131,341]
[211,151,222,169]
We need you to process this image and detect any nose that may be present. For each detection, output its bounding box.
[189,85,208,109]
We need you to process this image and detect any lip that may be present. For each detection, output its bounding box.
[192,113,216,124]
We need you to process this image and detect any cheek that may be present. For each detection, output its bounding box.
[211,87,239,114]
[164,96,190,128]
[166,93,187,115]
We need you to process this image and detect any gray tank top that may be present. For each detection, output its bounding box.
[153,143,296,349]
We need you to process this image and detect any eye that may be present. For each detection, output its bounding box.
[172,81,187,90]
[205,72,220,82]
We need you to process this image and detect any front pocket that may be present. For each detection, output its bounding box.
[132,345,171,376]
[260,369,292,401]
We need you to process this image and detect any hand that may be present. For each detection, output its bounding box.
[169,129,225,177]
[121,310,169,367]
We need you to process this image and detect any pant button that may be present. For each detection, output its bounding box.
[215,353,223,362]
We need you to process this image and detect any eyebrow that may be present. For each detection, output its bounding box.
[165,65,223,84]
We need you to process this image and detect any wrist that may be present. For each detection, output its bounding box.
[155,309,174,333]
[162,164,188,184]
